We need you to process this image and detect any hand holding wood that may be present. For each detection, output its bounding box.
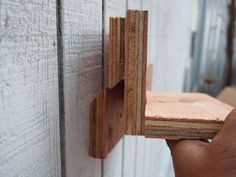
[167,109,236,177]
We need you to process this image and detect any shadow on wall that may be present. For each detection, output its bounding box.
[63,33,103,177]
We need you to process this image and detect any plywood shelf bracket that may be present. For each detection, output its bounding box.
[89,10,233,159]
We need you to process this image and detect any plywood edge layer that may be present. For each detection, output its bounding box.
[144,130,219,140]
[125,10,148,135]
[144,119,223,140]
[108,17,125,89]
[144,91,233,140]
[146,64,153,91]
[145,120,223,130]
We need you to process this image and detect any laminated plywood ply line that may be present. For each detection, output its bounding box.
[144,91,233,139]
[108,17,125,88]
[125,10,148,135]
[89,10,233,159]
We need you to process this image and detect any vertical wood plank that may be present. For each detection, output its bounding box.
[103,1,126,177]
[0,0,61,177]
[62,0,102,177]
[125,10,148,135]
[104,0,127,87]
[122,1,142,177]
[108,17,125,88]
[146,64,153,90]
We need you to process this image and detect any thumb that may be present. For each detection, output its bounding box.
[167,140,208,177]
[211,109,236,146]
[219,109,236,138]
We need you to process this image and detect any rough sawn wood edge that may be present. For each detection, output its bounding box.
[108,17,125,88]
[124,10,148,135]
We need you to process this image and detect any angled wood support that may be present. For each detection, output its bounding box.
[89,81,125,158]
[89,10,233,159]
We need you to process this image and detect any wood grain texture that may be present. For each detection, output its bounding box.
[62,0,102,176]
[89,80,125,158]
[144,91,234,139]
[125,10,148,135]
[104,0,127,88]
[0,0,61,177]
[122,2,143,177]
[146,64,153,91]
[108,17,125,88]
[104,1,126,177]
[90,90,106,158]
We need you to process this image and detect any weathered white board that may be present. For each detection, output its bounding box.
[0,0,61,177]
[128,0,142,10]
[62,0,103,177]
[103,1,126,177]
[103,139,123,177]
[122,135,136,177]
[148,0,192,93]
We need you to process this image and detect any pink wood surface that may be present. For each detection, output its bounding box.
[145,91,234,123]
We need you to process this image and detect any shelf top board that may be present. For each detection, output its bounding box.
[145,91,234,123]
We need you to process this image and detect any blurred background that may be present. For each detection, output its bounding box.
[147,0,236,94]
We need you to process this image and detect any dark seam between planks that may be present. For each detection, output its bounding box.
[122,2,128,177]
[102,0,105,177]
[102,0,105,90]
[56,0,66,177]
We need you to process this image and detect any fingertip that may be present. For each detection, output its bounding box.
[222,108,236,131]
[225,108,236,122]
[216,108,236,139]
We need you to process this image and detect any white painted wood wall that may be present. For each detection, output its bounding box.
[0,0,61,177]
[0,0,193,177]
